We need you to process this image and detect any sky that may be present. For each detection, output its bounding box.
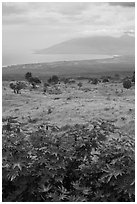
[2,2,135,63]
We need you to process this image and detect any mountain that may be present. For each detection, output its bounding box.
[37,35,135,55]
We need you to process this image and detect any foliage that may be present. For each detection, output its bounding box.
[60,77,69,84]
[92,78,98,84]
[102,77,109,83]
[43,82,50,93]
[25,72,32,81]
[123,79,132,89]
[44,82,50,88]
[132,71,135,83]
[48,75,59,84]
[25,72,41,88]
[2,120,135,202]
[9,81,26,94]
[77,82,82,88]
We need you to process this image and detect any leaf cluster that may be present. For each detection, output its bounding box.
[2,120,135,202]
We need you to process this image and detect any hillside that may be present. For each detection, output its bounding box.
[2,55,135,81]
[37,35,135,55]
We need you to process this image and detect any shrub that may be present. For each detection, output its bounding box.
[25,72,32,81]
[48,75,59,84]
[102,78,109,83]
[29,77,41,88]
[43,82,50,93]
[77,82,82,88]
[132,71,135,83]
[44,82,50,88]
[92,78,98,84]
[123,79,132,89]
[32,77,41,84]
[2,120,135,202]
[25,72,41,88]
[60,78,69,84]
[9,81,26,94]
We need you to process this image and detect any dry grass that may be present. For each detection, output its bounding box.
[2,80,135,137]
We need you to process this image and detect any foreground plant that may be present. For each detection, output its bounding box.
[2,120,135,202]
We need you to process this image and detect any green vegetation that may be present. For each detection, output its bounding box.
[2,56,135,81]
[92,78,98,85]
[25,72,41,88]
[132,71,135,83]
[77,82,82,88]
[123,79,132,89]
[48,75,59,84]
[25,72,32,81]
[9,81,26,94]
[2,120,135,202]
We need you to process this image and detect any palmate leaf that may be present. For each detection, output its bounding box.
[71,181,83,191]
[68,195,87,202]
[38,184,52,193]
[58,186,69,194]
[59,193,68,201]
[13,162,22,171]
[82,187,92,195]
[100,165,124,183]
[7,168,20,181]
[115,173,135,196]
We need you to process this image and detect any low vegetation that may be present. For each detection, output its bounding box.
[2,119,135,202]
[9,81,26,94]
[48,75,59,84]
[25,72,41,88]
[123,79,132,89]
[3,70,135,201]
[92,78,98,85]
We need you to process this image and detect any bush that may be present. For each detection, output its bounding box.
[60,78,69,84]
[92,78,98,84]
[102,78,109,83]
[123,79,132,89]
[25,72,41,88]
[9,81,26,94]
[77,82,82,88]
[2,120,135,202]
[132,72,135,83]
[25,72,32,81]
[28,77,41,84]
[48,75,59,84]
[44,82,49,88]
[43,82,50,93]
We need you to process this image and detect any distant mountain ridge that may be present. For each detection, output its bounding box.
[37,35,135,55]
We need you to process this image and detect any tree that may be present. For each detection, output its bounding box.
[25,72,32,81]
[9,81,26,94]
[25,72,41,88]
[29,77,41,88]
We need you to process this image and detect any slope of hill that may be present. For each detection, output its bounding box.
[2,55,135,81]
[37,35,135,55]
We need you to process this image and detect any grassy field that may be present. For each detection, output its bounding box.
[2,79,135,136]
[2,55,135,134]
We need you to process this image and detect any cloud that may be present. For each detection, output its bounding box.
[109,2,135,7]
[2,2,135,39]
[2,3,29,16]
